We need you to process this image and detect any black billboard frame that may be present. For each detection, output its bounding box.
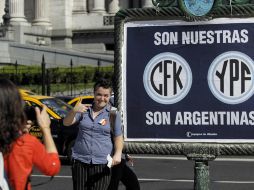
[114,3,254,156]
[114,3,254,189]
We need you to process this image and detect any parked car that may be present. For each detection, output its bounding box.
[22,94,78,160]
[54,95,74,104]
[56,95,94,107]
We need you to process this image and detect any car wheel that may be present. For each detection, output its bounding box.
[67,140,75,162]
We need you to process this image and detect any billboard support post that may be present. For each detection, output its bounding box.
[194,160,209,190]
[184,144,219,190]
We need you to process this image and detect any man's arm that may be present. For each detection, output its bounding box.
[63,109,77,126]
[63,100,89,126]
[112,135,123,166]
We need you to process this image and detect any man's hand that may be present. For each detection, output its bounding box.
[73,98,90,113]
[126,154,134,166]
[112,152,122,166]
[112,135,123,166]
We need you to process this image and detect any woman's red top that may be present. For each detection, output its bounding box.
[4,134,60,190]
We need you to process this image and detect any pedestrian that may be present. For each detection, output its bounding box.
[107,153,140,190]
[63,78,123,190]
[106,101,140,190]
[0,78,61,190]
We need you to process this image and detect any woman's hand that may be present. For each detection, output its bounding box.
[35,105,51,130]
[35,105,58,154]
[23,120,33,133]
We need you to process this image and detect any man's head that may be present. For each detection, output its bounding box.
[93,78,113,93]
[93,78,113,110]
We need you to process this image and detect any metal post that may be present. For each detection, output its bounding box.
[97,59,101,71]
[41,55,46,95]
[46,69,51,96]
[194,161,210,190]
[70,59,73,96]
[15,60,18,84]
[83,66,87,92]
[184,144,219,190]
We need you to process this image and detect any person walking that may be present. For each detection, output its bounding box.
[63,78,123,190]
[0,79,61,190]
[106,101,140,190]
[107,153,140,190]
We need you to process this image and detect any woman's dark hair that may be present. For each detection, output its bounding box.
[0,79,26,154]
[93,78,113,92]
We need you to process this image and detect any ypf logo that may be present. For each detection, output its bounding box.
[208,51,254,104]
[143,52,192,104]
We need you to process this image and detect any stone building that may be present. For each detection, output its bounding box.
[0,0,154,67]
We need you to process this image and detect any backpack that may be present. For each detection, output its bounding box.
[109,107,118,138]
[0,152,9,190]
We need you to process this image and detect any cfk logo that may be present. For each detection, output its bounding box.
[143,52,192,104]
[208,51,254,104]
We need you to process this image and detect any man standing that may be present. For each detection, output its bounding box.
[63,78,123,190]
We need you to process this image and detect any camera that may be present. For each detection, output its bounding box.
[24,105,37,122]
[24,105,44,140]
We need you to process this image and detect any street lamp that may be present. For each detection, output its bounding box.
[3,0,10,26]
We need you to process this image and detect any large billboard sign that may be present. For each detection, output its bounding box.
[121,18,254,142]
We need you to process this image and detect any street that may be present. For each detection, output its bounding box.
[30,155,254,190]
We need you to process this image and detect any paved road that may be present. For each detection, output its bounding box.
[30,155,254,190]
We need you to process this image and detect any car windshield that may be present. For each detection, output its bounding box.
[82,98,94,105]
[56,96,73,103]
[40,98,73,118]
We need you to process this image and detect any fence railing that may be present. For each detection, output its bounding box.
[0,62,113,97]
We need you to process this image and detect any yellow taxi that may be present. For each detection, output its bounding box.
[56,95,94,107]
[68,95,94,107]
[22,94,76,160]
[19,88,37,96]
[22,95,73,119]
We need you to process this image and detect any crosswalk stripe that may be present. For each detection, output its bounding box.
[31,175,254,184]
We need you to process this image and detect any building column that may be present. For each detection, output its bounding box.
[9,0,27,24]
[108,0,119,14]
[142,0,154,8]
[33,0,50,26]
[91,0,105,14]
[73,0,87,13]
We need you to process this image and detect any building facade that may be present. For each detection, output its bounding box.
[0,0,154,67]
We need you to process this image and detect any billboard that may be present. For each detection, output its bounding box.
[122,18,254,142]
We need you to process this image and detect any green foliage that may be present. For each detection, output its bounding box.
[0,65,114,94]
